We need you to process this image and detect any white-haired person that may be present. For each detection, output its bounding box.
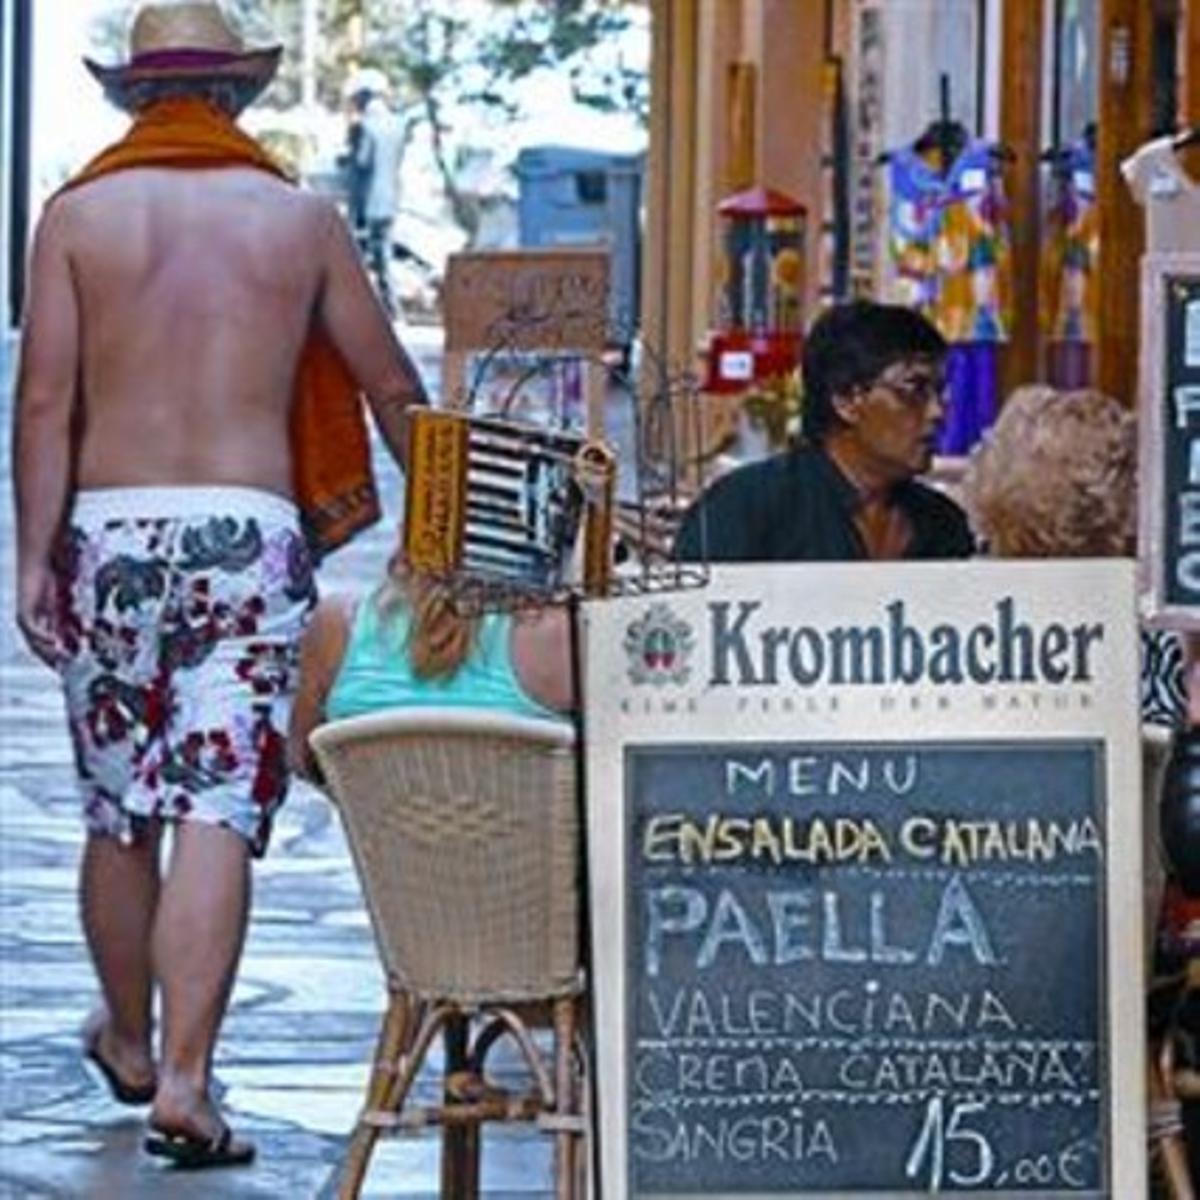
[346,66,407,315]
[963,384,1186,726]
[962,385,1195,1193]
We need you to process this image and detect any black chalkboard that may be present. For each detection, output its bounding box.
[1159,273,1200,608]
[625,740,1108,1196]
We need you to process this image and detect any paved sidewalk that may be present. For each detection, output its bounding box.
[0,328,554,1198]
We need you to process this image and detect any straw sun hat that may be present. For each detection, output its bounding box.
[84,2,282,114]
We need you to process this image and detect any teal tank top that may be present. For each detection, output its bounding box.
[325,596,563,723]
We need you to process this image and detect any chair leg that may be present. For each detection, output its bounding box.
[339,989,414,1200]
[441,1012,481,1200]
[553,996,578,1200]
[575,1029,593,1200]
[1150,1039,1196,1200]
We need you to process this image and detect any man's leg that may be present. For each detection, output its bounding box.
[367,219,394,314]
[148,821,251,1137]
[80,825,162,1089]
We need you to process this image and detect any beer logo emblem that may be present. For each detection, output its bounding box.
[624,604,695,686]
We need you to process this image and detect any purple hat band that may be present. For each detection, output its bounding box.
[129,48,249,70]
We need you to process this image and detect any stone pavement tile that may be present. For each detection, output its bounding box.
[0,1118,340,1200]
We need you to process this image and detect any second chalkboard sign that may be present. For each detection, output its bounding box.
[1139,255,1200,626]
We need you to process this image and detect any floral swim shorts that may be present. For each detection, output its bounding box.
[56,487,318,857]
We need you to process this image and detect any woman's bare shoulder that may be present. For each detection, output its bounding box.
[509,605,575,713]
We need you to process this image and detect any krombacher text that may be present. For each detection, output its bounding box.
[709,597,1103,687]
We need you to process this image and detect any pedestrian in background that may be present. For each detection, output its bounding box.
[13,1,427,1170]
[349,67,407,317]
[339,85,372,241]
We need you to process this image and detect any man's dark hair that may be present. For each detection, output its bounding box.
[801,300,947,444]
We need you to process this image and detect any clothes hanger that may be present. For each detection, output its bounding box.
[913,74,965,175]
[1040,123,1096,165]
[1174,125,1200,152]
[875,74,1014,171]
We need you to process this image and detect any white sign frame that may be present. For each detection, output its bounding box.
[1138,253,1200,630]
[585,561,1144,1200]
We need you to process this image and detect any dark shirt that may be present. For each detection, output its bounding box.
[673,445,975,562]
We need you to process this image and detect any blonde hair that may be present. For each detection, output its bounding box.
[376,564,479,681]
[963,385,1137,558]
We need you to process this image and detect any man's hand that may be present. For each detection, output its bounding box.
[17,564,63,669]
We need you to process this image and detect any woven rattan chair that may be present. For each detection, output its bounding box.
[310,708,588,1200]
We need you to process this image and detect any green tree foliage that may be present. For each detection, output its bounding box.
[327,0,646,239]
[89,0,648,241]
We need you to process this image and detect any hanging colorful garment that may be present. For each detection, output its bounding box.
[888,139,1013,452]
[888,138,1013,342]
[886,152,938,318]
[940,343,998,454]
[1041,136,1098,387]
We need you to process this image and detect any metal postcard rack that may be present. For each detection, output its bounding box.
[411,249,711,610]
[404,408,613,601]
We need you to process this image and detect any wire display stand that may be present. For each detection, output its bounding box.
[415,248,711,611]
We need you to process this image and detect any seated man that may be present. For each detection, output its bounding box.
[674,299,973,563]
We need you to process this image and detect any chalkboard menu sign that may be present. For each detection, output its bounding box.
[628,740,1103,1194]
[1139,256,1200,627]
[586,563,1144,1199]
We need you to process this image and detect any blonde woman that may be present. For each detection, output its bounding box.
[964,384,1186,722]
[288,561,574,781]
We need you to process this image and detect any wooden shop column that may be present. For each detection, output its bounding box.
[1096,0,1155,403]
[999,0,1044,392]
[643,0,699,378]
[1182,0,1200,129]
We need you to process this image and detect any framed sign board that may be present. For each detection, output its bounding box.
[585,562,1144,1199]
[442,248,610,436]
[443,247,609,355]
[1139,254,1200,628]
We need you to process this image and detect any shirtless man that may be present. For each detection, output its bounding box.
[14,3,426,1168]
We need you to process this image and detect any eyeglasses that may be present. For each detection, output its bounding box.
[869,368,949,408]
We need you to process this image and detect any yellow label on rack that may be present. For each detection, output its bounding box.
[403,410,469,573]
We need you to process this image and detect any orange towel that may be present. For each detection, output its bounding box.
[54,97,379,560]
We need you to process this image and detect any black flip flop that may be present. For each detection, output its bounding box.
[144,1126,256,1169]
[83,1041,157,1106]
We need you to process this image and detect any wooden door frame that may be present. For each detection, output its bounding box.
[999,0,1046,392]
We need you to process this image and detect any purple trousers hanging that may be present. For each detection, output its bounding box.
[938,342,998,455]
[1046,341,1092,389]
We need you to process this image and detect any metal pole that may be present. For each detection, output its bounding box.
[7,0,32,328]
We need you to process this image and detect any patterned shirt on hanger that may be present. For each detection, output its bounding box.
[888,138,1013,343]
[1041,137,1098,344]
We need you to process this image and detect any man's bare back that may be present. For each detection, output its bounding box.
[50,166,409,497]
[16,159,424,666]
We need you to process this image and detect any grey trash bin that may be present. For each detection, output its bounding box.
[515,145,644,344]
